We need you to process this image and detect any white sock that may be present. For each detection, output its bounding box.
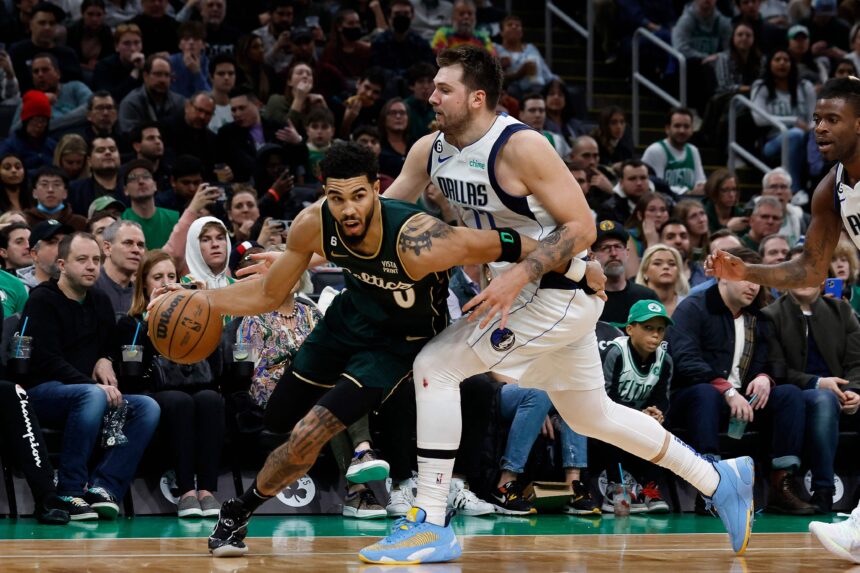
[414,455,455,526]
[656,434,719,497]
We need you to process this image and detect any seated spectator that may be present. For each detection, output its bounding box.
[431,0,495,55]
[23,232,160,520]
[760,234,791,265]
[121,159,180,249]
[208,55,237,134]
[10,3,83,92]
[169,22,212,99]
[371,0,435,77]
[674,199,710,262]
[594,220,657,324]
[625,191,671,271]
[88,208,118,243]
[93,24,144,104]
[404,63,437,143]
[0,380,71,523]
[671,0,731,112]
[25,166,87,230]
[596,300,674,514]
[660,219,708,287]
[591,106,634,171]
[11,53,91,135]
[687,229,744,296]
[0,224,29,313]
[158,154,203,212]
[519,93,570,160]
[598,159,650,224]
[846,23,860,75]
[352,126,394,192]
[118,55,186,137]
[411,0,453,43]
[829,238,860,317]
[129,122,170,191]
[307,108,336,182]
[183,215,233,288]
[333,66,386,139]
[252,0,296,75]
[757,167,807,246]
[0,46,21,109]
[175,0,240,60]
[830,57,857,78]
[119,249,225,518]
[800,0,850,69]
[77,92,129,156]
[16,219,70,290]
[320,8,372,88]
[225,185,261,244]
[0,222,32,273]
[740,196,784,252]
[750,50,816,193]
[786,24,823,87]
[93,220,144,314]
[702,168,748,234]
[65,0,114,74]
[0,153,34,213]
[104,0,142,28]
[131,0,179,56]
[635,244,688,316]
[234,34,280,104]
[69,136,126,217]
[0,91,57,171]
[569,136,615,197]
[732,0,782,54]
[164,92,217,175]
[764,251,860,513]
[264,61,328,134]
[641,107,706,196]
[53,134,89,183]
[542,79,590,147]
[667,247,815,515]
[495,14,555,99]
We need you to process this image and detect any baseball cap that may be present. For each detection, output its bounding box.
[30,219,73,246]
[612,299,674,328]
[87,195,126,219]
[787,24,810,40]
[229,240,264,274]
[594,220,629,246]
[121,158,156,185]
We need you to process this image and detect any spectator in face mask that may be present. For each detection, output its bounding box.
[371,0,435,77]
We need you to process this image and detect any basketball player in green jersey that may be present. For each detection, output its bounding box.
[197,142,603,556]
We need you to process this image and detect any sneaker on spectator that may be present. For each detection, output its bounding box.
[346,449,390,484]
[343,488,387,519]
[83,487,119,519]
[639,482,670,514]
[178,495,203,518]
[563,480,600,516]
[448,477,494,516]
[601,482,646,514]
[811,488,835,514]
[386,477,415,517]
[490,480,536,515]
[35,495,70,525]
[199,495,221,518]
[58,496,98,521]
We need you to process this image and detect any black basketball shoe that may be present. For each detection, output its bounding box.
[209,498,252,557]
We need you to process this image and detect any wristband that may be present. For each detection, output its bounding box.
[564,257,587,282]
[267,188,280,202]
[495,228,522,262]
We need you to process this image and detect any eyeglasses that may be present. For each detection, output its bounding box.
[127,172,153,182]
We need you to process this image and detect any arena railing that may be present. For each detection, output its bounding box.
[545,1,593,109]
[728,94,790,175]
[631,27,686,147]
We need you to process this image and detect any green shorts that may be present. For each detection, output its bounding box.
[290,314,426,392]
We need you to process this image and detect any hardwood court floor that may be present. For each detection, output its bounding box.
[0,514,854,572]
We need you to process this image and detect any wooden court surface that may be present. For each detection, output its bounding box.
[0,532,854,572]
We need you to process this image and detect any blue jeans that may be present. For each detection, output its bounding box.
[668,383,804,469]
[803,389,841,491]
[499,384,552,474]
[763,127,806,192]
[27,382,160,499]
[558,423,588,469]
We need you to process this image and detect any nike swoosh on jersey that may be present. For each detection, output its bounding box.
[405,336,427,341]
[438,155,453,164]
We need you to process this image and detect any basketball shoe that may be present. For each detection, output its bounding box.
[448,477,494,516]
[358,508,462,564]
[809,506,860,563]
[346,449,390,483]
[708,457,755,554]
[208,498,252,557]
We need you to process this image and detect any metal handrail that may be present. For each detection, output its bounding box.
[728,95,790,174]
[545,1,593,109]
[631,27,687,147]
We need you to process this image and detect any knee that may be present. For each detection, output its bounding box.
[132,395,161,425]
[806,389,841,414]
[194,389,225,412]
[525,389,553,414]
[157,390,193,415]
[787,127,806,141]
[78,384,108,413]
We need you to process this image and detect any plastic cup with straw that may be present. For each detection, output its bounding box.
[15,316,28,358]
[615,462,631,516]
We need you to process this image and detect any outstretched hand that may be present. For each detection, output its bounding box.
[462,265,530,330]
[705,249,747,281]
[235,251,280,278]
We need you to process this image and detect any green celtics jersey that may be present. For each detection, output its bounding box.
[658,140,697,191]
[320,197,450,340]
[604,336,670,410]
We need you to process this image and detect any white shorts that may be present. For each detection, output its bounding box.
[421,288,606,392]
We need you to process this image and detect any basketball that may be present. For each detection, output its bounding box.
[147,290,222,364]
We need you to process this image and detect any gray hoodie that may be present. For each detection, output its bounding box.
[15,266,39,291]
[671,2,732,59]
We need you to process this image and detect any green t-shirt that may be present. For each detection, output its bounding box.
[122,207,180,250]
[0,270,28,316]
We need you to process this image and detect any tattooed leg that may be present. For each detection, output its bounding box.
[256,405,346,496]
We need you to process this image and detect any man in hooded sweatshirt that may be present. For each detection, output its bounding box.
[182,216,234,291]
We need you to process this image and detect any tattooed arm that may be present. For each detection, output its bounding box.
[706,170,841,288]
[256,405,345,496]
[397,213,539,278]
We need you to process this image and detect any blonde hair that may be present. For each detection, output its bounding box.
[53,134,90,179]
[636,243,690,296]
[831,238,860,286]
[0,210,27,226]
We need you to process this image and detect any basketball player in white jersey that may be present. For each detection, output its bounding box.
[708,76,860,564]
[359,46,755,565]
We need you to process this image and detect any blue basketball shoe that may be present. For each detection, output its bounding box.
[358,508,462,564]
[708,457,755,554]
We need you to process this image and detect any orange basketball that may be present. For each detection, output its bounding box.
[147,290,222,364]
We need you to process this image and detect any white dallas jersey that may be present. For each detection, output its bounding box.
[427,113,586,288]
[836,162,860,247]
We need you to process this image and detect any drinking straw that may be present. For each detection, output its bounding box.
[131,321,141,347]
[15,316,28,358]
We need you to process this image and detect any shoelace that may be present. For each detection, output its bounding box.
[60,496,88,507]
[359,488,380,506]
[88,486,111,499]
[457,488,483,505]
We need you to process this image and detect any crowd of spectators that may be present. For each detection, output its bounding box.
[1,0,860,525]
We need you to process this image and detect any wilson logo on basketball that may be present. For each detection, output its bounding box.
[156,293,186,339]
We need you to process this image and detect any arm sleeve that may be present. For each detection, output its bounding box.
[666,301,724,387]
[749,81,772,127]
[763,309,812,388]
[691,145,706,185]
[160,206,197,274]
[802,80,817,124]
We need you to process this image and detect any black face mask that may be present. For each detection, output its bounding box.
[342,27,362,42]
[392,14,410,34]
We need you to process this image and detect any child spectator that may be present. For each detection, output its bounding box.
[829,238,860,318]
[169,21,212,98]
[306,107,336,182]
[25,166,87,231]
[404,63,437,143]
